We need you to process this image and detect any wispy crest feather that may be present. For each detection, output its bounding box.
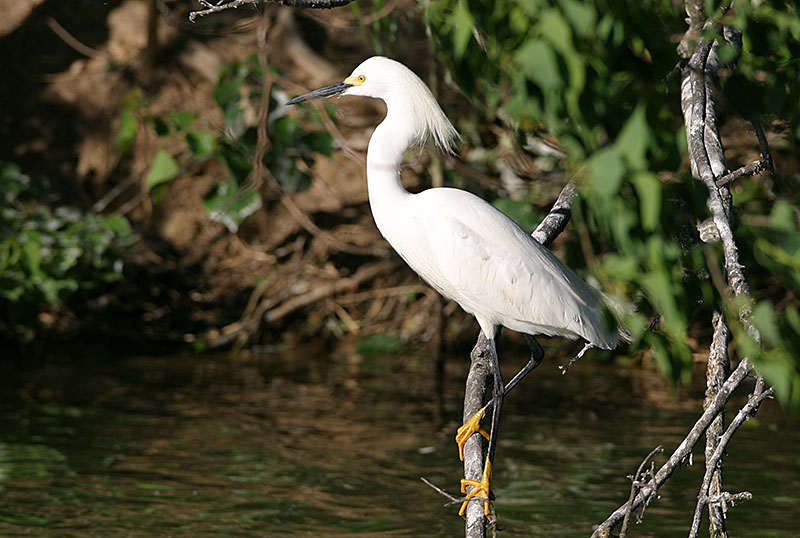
[388,58,460,154]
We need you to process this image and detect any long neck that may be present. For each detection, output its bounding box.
[366,108,416,210]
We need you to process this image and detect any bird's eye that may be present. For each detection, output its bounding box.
[357,75,366,83]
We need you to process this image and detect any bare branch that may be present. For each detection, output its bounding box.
[463,178,578,536]
[591,5,775,535]
[590,356,752,537]
[463,334,492,538]
[189,0,354,22]
[715,159,772,187]
[752,117,775,174]
[619,445,663,537]
[682,24,759,335]
[703,311,731,536]
[532,179,578,247]
[46,18,103,58]
[688,384,773,538]
[420,477,464,506]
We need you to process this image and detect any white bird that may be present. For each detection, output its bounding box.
[287,56,617,519]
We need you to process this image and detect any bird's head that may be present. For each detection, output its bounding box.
[287,56,459,154]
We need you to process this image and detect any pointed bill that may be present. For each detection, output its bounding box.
[286,80,352,105]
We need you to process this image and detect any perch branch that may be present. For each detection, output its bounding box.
[463,178,578,537]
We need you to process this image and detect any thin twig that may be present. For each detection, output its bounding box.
[590,356,752,537]
[420,477,464,506]
[264,261,395,322]
[715,159,771,187]
[619,445,663,538]
[751,117,775,174]
[46,18,103,58]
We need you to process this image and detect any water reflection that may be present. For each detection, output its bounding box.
[0,348,796,536]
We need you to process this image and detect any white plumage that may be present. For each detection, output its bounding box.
[287,56,617,518]
[316,56,616,350]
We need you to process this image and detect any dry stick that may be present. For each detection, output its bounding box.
[683,16,735,535]
[46,17,103,58]
[619,445,663,538]
[715,117,775,187]
[715,159,770,187]
[265,261,395,322]
[686,37,758,334]
[688,383,773,538]
[593,15,772,537]
[205,260,394,348]
[590,357,751,538]
[704,312,730,536]
[463,179,578,538]
[751,117,775,174]
[189,0,354,22]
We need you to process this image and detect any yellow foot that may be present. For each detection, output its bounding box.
[459,459,493,518]
[455,406,490,461]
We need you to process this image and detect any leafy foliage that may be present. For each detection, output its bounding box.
[426,0,800,403]
[126,55,335,233]
[0,163,135,343]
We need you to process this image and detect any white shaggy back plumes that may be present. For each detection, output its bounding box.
[348,57,460,154]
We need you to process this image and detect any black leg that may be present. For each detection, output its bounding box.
[458,335,542,517]
[478,334,544,418]
[507,334,544,394]
[485,338,504,464]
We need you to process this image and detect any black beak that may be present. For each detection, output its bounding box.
[286,80,352,105]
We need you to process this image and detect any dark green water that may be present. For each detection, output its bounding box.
[0,347,797,537]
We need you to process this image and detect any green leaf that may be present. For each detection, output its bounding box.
[116,110,138,154]
[752,301,783,347]
[305,131,335,157]
[515,40,562,91]
[453,0,475,59]
[103,214,132,237]
[539,9,573,57]
[561,0,597,37]
[186,130,217,158]
[270,153,312,193]
[203,180,262,232]
[168,111,196,131]
[214,81,240,111]
[587,147,625,198]
[492,198,541,233]
[614,103,649,170]
[769,199,796,231]
[149,115,170,137]
[631,172,662,231]
[219,147,253,184]
[146,150,179,190]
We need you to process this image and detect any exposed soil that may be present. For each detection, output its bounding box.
[3,1,790,362]
[1,0,505,357]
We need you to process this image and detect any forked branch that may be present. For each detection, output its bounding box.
[593,2,773,535]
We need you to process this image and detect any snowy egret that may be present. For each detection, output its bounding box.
[287,56,617,518]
